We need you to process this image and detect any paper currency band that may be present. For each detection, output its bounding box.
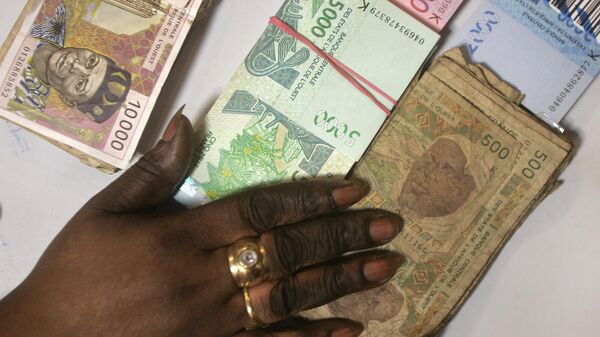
[269,16,394,116]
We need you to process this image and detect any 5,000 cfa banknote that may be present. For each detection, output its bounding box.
[0,0,210,170]
[176,0,440,206]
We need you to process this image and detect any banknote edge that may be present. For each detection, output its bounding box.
[437,48,573,151]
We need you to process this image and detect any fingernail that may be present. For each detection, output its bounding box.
[331,179,370,207]
[363,255,404,283]
[369,216,401,242]
[162,104,185,141]
[332,326,363,337]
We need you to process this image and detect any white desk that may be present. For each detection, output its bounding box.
[1,1,599,336]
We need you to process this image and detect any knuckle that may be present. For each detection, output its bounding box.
[320,217,364,255]
[271,229,312,275]
[168,283,199,306]
[269,277,303,318]
[322,213,373,254]
[156,227,197,255]
[134,152,164,180]
[320,263,352,299]
[239,189,282,232]
[295,191,321,219]
[291,184,335,218]
[126,152,174,190]
[238,183,338,233]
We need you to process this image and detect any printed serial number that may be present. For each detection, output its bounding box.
[548,60,591,113]
[367,7,426,45]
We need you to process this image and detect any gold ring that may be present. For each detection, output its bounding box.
[227,238,268,287]
[243,287,265,330]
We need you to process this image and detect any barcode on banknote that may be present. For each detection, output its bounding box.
[548,0,600,37]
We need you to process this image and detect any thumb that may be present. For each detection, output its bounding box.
[90,106,194,213]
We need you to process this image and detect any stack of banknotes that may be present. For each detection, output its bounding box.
[173,2,574,333]
[0,0,577,335]
[305,48,573,337]
[0,0,211,172]
[441,0,600,130]
[389,0,464,31]
[176,0,445,206]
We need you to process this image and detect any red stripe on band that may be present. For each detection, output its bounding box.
[269,16,393,116]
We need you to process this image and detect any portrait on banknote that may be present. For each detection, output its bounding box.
[31,43,131,123]
[328,282,408,327]
[398,136,477,218]
[358,86,516,258]
[0,0,196,165]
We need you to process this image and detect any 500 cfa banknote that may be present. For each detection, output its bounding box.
[305,49,572,337]
[0,0,208,169]
[176,0,439,206]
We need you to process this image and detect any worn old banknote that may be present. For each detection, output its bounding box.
[0,0,210,169]
[305,48,572,336]
[389,0,464,31]
[175,0,439,206]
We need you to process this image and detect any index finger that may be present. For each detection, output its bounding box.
[175,179,369,249]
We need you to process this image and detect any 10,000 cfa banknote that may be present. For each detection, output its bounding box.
[0,0,209,169]
[305,49,572,336]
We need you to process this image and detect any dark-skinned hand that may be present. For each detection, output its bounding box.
[0,112,405,337]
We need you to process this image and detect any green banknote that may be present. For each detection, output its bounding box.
[305,49,572,336]
[176,0,439,206]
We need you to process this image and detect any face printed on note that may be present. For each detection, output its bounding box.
[398,138,476,218]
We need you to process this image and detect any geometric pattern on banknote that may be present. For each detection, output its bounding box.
[299,145,334,177]
[8,0,167,148]
[66,11,164,96]
[310,0,325,17]
[31,0,65,46]
[246,0,309,89]
[200,90,334,199]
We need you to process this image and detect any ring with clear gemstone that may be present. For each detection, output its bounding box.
[239,249,259,268]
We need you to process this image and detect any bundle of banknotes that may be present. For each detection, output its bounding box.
[0,0,577,335]
[171,2,574,334]
[0,0,211,171]
[389,0,464,31]
[305,48,573,337]
[440,0,600,130]
[176,0,445,206]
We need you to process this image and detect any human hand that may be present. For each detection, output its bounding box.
[0,111,404,337]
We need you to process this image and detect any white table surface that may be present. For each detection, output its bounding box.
[1,1,599,336]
